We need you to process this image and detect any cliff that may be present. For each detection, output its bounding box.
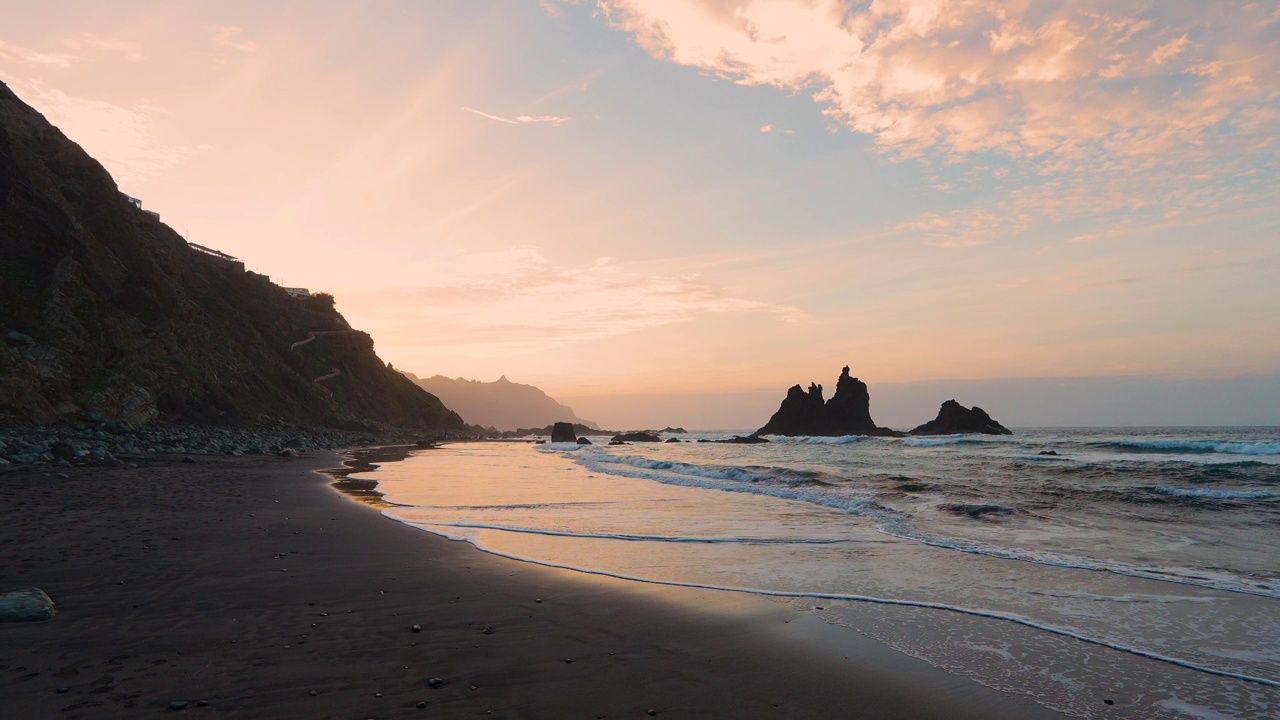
[909,400,1012,435]
[0,81,463,431]
[756,366,899,437]
[403,373,593,432]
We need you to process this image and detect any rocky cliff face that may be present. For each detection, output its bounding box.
[0,81,462,431]
[909,400,1011,435]
[756,367,899,437]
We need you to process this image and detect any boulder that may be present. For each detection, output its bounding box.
[612,431,661,443]
[756,366,899,437]
[576,437,592,445]
[0,588,56,622]
[550,422,577,443]
[664,438,682,443]
[910,400,1011,435]
[712,435,770,444]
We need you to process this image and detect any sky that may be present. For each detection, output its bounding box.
[2,1,1277,427]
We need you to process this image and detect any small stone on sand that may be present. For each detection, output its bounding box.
[416,701,427,709]
[428,678,444,688]
[411,624,422,632]
[169,700,188,710]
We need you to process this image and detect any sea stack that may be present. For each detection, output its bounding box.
[910,400,1012,435]
[756,366,899,437]
[550,422,578,443]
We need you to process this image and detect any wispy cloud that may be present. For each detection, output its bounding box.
[6,78,198,187]
[461,106,570,126]
[211,25,258,53]
[759,124,793,135]
[62,34,145,62]
[0,40,79,68]
[346,246,807,356]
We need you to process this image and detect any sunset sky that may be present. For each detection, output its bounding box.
[3,1,1277,426]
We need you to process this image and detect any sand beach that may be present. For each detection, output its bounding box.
[0,448,1064,719]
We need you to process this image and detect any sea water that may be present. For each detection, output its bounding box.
[358,428,1280,719]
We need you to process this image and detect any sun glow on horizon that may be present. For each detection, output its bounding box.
[2,0,1276,411]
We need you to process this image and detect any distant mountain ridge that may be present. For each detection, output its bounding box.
[0,80,463,431]
[402,373,595,431]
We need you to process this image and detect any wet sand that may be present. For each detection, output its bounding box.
[0,449,1064,719]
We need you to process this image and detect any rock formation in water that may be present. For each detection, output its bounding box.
[550,422,577,443]
[612,431,661,443]
[756,366,899,437]
[909,400,1011,435]
[0,81,462,431]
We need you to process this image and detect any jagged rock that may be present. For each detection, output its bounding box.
[550,422,577,443]
[756,366,899,437]
[910,400,1011,435]
[660,427,687,434]
[612,432,661,443]
[0,588,56,622]
[664,438,681,443]
[576,437,592,445]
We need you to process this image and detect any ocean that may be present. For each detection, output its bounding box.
[356,428,1280,719]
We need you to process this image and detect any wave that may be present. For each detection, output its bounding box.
[1154,486,1280,500]
[402,521,853,545]
[550,445,1280,600]
[1113,440,1280,456]
[382,510,1280,690]
[764,434,866,445]
[903,436,999,447]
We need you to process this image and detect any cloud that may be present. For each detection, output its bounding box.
[759,123,793,134]
[347,246,807,354]
[5,79,198,188]
[595,1,1280,242]
[211,25,258,53]
[461,106,570,126]
[0,40,80,68]
[62,34,145,62]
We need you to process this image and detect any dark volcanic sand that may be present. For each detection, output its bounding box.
[0,450,1064,719]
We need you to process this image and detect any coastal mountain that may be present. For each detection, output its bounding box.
[403,373,594,432]
[910,400,1012,435]
[0,81,463,431]
[756,366,899,437]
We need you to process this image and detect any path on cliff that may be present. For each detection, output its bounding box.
[290,330,359,351]
[289,330,360,395]
[312,368,341,397]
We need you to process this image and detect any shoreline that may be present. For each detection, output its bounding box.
[1,449,1063,719]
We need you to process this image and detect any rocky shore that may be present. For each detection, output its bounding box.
[0,421,453,467]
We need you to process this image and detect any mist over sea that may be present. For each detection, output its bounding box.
[361,428,1280,719]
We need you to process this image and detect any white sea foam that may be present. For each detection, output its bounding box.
[1116,439,1280,456]
[1155,487,1280,500]
[561,447,1280,600]
[763,434,866,445]
[407,521,853,545]
[903,435,997,447]
[381,509,1280,690]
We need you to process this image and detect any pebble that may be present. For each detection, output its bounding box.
[56,687,68,693]
[481,626,494,634]
[169,700,188,710]
[416,701,428,709]
[197,700,209,707]
[309,690,318,696]
[374,692,382,698]
[427,678,444,688]
[411,624,422,633]
[648,710,658,716]
[1104,699,1114,705]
